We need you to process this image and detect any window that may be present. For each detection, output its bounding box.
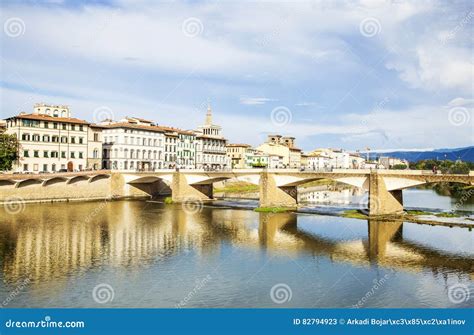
[44,121,49,129]
[44,151,49,158]
[52,136,59,143]
[43,164,48,172]
[93,149,98,158]
[33,164,38,171]
[23,164,28,171]
[94,133,99,142]
[51,151,58,158]
[61,136,68,143]
[61,151,66,158]
[62,123,67,130]
[42,135,50,142]
[23,150,29,157]
[52,164,56,172]
[21,133,30,141]
[79,137,83,144]
[79,125,84,131]
[71,125,75,131]
[71,152,75,158]
[34,150,39,157]
[71,137,76,144]
[79,152,83,159]
[53,123,58,129]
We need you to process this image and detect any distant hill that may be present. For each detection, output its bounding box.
[371,146,474,163]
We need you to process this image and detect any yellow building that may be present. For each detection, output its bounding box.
[257,135,301,168]
[226,144,251,168]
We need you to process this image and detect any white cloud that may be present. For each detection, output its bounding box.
[239,97,276,105]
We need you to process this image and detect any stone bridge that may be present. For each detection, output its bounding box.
[1,169,472,216]
[124,169,474,215]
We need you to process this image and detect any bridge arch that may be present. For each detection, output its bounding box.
[67,175,90,184]
[16,179,43,188]
[42,177,68,186]
[0,180,16,187]
[88,174,110,183]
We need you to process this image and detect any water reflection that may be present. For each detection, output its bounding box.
[1,201,472,290]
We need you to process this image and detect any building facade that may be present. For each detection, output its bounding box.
[226,144,251,168]
[4,104,90,173]
[195,104,229,170]
[256,135,301,168]
[176,130,196,169]
[101,118,165,171]
[87,125,103,170]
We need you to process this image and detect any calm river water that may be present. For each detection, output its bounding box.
[0,189,472,308]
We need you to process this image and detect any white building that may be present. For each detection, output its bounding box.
[101,117,165,171]
[195,104,229,170]
[161,127,196,169]
[306,149,366,170]
[4,103,90,173]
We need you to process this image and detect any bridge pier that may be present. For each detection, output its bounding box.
[369,172,404,216]
[258,172,297,209]
[367,219,403,260]
[171,172,212,202]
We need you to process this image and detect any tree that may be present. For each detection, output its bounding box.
[0,133,20,171]
[391,164,407,170]
[448,161,470,174]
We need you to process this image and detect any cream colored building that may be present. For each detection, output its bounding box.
[87,125,103,170]
[4,104,90,173]
[256,135,301,168]
[195,104,229,170]
[226,144,251,168]
[101,117,165,171]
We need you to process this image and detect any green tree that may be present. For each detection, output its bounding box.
[0,133,20,171]
[391,164,407,170]
[448,161,470,174]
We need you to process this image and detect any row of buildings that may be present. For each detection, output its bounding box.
[2,103,407,173]
[3,103,227,173]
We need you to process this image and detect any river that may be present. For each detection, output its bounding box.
[0,189,472,308]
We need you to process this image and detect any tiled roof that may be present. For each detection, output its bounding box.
[8,113,89,125]
[226,143,251,147]
[101,122,165,133]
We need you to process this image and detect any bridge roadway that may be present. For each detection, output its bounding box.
[1,169,472,216]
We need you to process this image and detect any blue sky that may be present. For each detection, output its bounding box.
[1,0,472,152]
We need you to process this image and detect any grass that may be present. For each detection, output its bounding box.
[164,197,173,204]
[342,209,368,219]
[435,212,461,218]
[214,182,259,193]
[406,210,433,216]
[254,207,295,213]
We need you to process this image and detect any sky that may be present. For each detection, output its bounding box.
[0,0,473,152]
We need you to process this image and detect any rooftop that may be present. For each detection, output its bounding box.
[8,113,89,125]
